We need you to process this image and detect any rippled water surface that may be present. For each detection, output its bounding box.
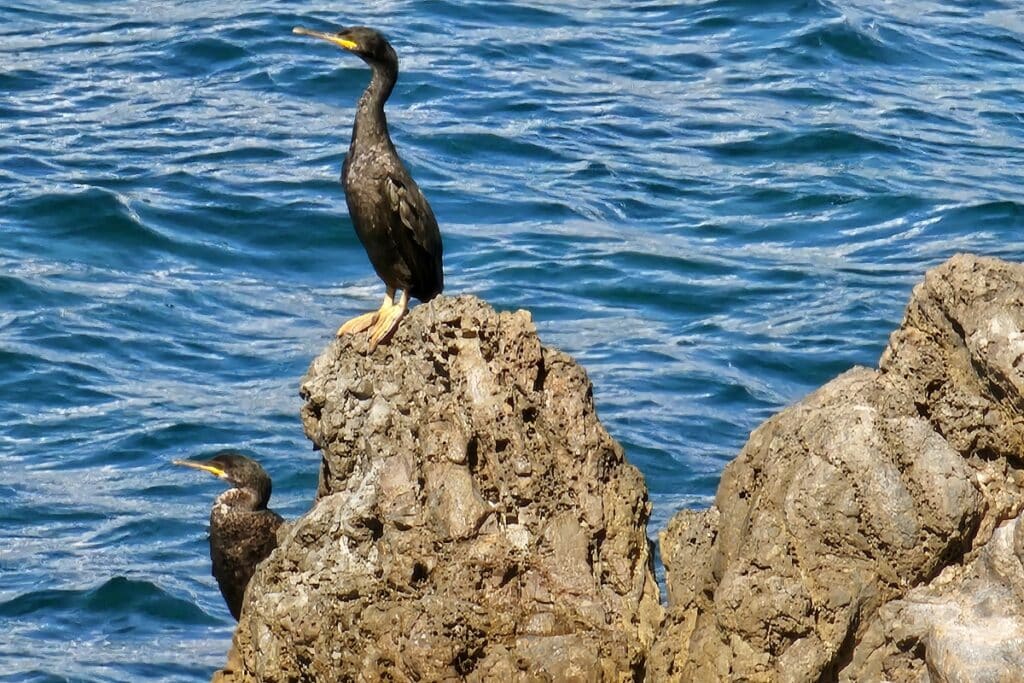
[3,0,1024,678]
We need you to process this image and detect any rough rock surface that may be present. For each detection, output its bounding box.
[650,254,1024,682]
[219,295,662,681]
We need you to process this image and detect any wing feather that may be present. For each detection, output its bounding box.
[383,174,443,299]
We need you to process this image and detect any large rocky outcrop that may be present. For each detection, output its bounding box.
[220,295,662,681]
[214,254,1024,682]
[650,254,1024,682]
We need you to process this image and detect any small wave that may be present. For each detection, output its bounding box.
[164,36,251,76]
[426,0,576,28]
[0,154,60,180]
[707,128,899,160]
[704,0,830,11]
[428,129,567,163]
[788,17,930,66]
[0,576,216,625]
[177,145,289,165]
[0,670,71,683]
[928,200,1024,236]
[81,517,198,550]
[0,273,51,311]
[0,69,51,94]
[10,187,175,255]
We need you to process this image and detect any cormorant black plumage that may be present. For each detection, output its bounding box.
[174,451,283,620]
[293,25,444,352]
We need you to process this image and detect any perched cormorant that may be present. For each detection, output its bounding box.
[293,25,444,352]
[174,451,283,620]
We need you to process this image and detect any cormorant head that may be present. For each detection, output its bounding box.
[293,25,398,71]
[173,450,273,510]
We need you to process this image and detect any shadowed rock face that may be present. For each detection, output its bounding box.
[220,295,662,681]
[650,254,1024,682]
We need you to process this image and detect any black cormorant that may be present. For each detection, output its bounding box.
[293,25,444,352]
[174,451,283,620]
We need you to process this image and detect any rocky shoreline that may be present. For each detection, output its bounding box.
[216,254,1024,681]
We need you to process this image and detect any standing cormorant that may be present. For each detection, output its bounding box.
[293,25,444,352]
[174,451,283,620]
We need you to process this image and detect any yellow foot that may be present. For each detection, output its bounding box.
[337,311,379,337]
[367,291,409,352]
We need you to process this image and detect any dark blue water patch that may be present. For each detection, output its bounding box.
[448,195,584,224]
[760,84,849,106]
[430,130,569,164]
[935,200,1024,226]
[113,661,220,682]
[789,18,907,65]
[178,145,290,166]
[0,576,217,625]
[880,105,977,134]
[5,378,117,422]
[424,0,575,28]
[691,13,741,32]
[0,672,70,683]
[743,187,867,215]
[968,28,1024,62]
[279,62,367,99]
[585,117,680,145]
[0,102,49,120]
[707,0,833,12]
[82,517,197,550]
[0,365,117,424]
[0,499,110,525]
[112,423,258,462]
[2,1,1024,678]
[0,275,54,313]
[0,154,63,178]
[7,188,180,266]
[707,128,900,161]
[0,68,54,95]
[161,36,251,77]
[978,106,1024,132]
[96,18,159,32]
[0,485,20,502]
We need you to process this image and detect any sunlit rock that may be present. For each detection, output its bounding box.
[650,254,1024,682]
[218,294,661,681]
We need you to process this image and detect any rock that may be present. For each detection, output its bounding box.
[848,517,1024,682]
[221,295,662,681]
[650,254,1024,682]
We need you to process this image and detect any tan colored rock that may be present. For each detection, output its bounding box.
[220,295,661,681]
[651,254,1024,682]
[847,517,1024,682]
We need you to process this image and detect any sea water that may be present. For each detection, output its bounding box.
[2,1,1023,679]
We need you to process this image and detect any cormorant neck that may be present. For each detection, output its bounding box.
[216,486,269,512]
[352,61,397,148]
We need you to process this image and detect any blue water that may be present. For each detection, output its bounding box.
[2,0,1024,679]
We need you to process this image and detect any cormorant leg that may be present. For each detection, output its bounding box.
[337,289,395,337]
[367,289,408,352]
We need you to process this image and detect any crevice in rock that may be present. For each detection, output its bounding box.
[362,517,384,542]
[466,436,479,472]
[587,528,606,574]
[499,564,518,588]
[452,641,484,677]
[532,355,547,392]
[822,608,860,683]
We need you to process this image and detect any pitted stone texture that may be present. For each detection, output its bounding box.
[650,254,1024,682]
[222,295,661,681]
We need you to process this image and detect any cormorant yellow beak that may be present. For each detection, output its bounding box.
[173,459,228,479]
[293,27,359,51]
